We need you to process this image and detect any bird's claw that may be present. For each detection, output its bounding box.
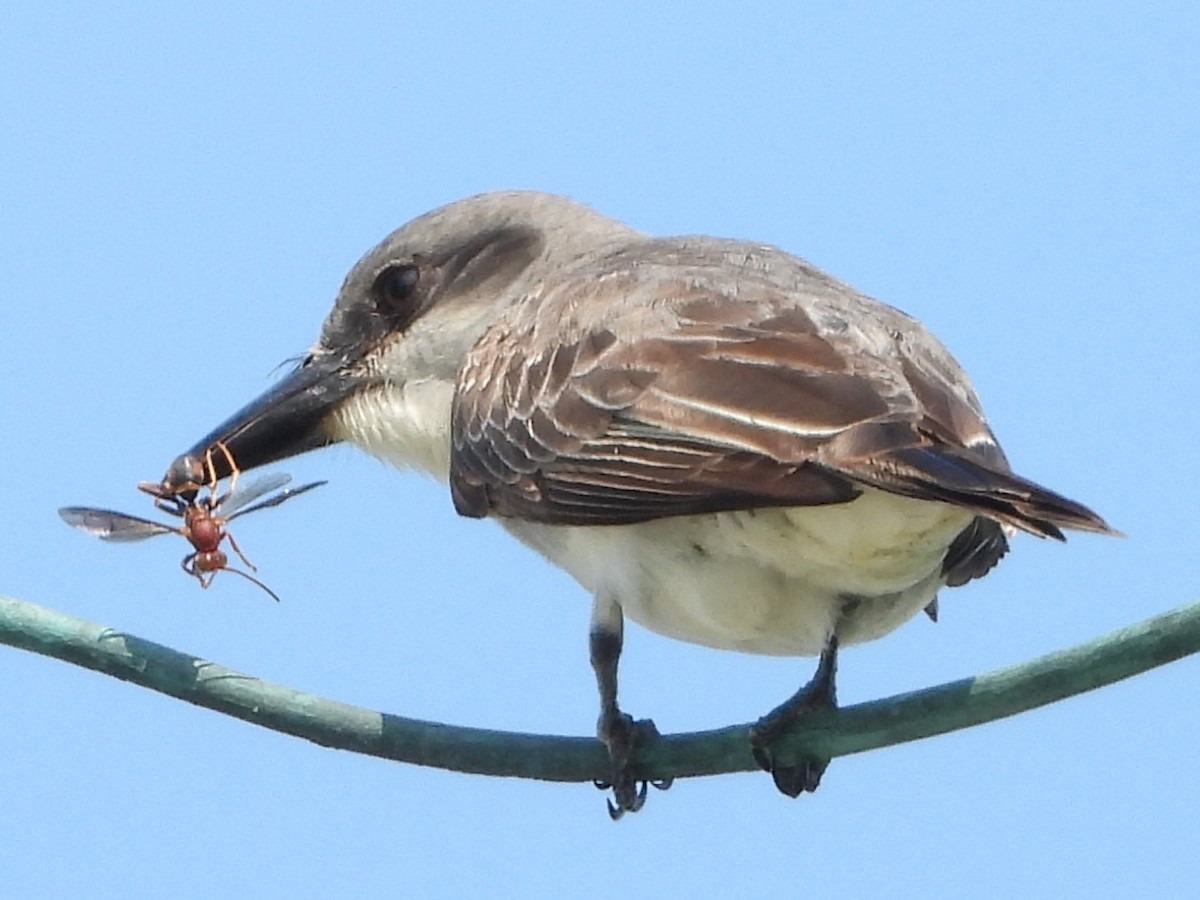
[595,776,674,821]
[595,713,670,819]
[749,677,835,799]
[749,738,828,798]
[599,778,649,820]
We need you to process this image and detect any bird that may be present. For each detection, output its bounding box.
[162,191,1115,817]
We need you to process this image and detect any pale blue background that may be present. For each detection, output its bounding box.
[3,3,1198,897]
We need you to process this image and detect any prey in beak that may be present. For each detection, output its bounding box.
[63,442,326,602]
[163,354,361,490]
[163,191,1116,818]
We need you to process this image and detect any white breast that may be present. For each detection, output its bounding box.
[505,488,975,656]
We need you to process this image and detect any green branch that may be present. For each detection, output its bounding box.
[2,594,1198,783]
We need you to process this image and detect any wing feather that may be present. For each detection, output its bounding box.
[449,241,1115,542]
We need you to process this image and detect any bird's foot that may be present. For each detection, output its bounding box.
[749,677,835,798]
[594,712,672,820]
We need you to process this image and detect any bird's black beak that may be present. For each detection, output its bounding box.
[161,354,361,490]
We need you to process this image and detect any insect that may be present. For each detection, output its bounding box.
[59,443,325,602]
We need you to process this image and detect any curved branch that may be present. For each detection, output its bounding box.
[2,594,1198,783]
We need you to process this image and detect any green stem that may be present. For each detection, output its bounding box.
[2,594,1197,783]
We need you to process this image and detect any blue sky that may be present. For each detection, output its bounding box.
[3,3,1198,897]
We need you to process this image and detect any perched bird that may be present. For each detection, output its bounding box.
[165,191,1114,817]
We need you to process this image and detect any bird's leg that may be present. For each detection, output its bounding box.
[749,635,839,798]
[589,595,671,820]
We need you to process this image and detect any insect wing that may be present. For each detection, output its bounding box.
[58,507,177,543]
[217,472,293,517]
[225,480,327,521]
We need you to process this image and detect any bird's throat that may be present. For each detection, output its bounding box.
[328,379,456,483]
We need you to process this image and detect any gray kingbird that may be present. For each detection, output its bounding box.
[161,191,1114,816]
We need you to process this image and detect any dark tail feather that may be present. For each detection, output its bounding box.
[871,447,1120,540]
[943,516,1010,586]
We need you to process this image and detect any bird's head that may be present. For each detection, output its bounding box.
[164,191,637,487]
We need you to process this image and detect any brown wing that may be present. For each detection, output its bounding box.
[449,242,1114,543]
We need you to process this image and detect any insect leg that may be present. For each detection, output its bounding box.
[212,440,240,499]
[223,529,258,572]
[222,567,282,603]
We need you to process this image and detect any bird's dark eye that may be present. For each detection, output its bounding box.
[372,264,421,314]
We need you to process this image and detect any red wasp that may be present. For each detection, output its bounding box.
[59,443,325,602]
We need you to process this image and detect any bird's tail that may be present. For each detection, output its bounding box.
[865,446,1119,541]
